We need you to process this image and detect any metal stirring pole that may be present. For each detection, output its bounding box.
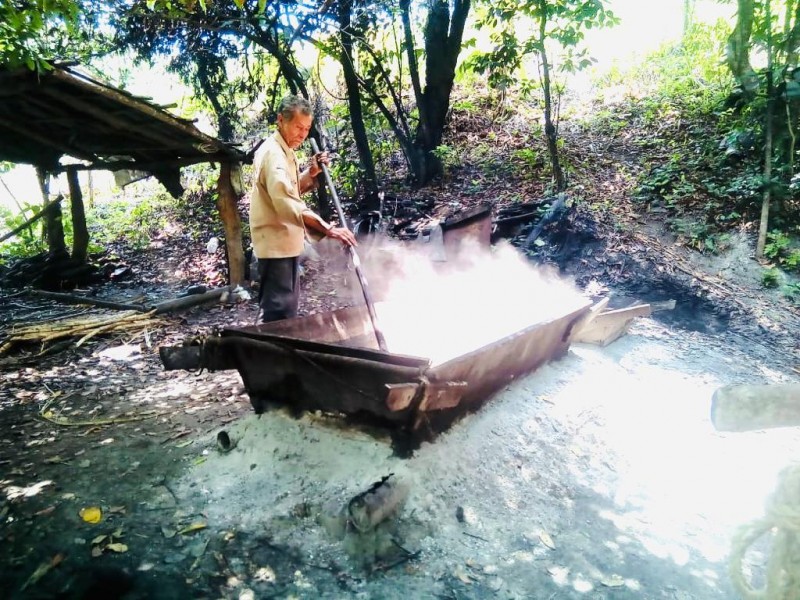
[310,138,388,352]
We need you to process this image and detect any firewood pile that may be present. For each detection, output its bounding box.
[0,309,163,357]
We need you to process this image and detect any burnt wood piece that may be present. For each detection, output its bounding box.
[159,345,202,371]
[151,289,227,314]
[29,288,225,313]
[524,193,568,249]
[492,199,550,241]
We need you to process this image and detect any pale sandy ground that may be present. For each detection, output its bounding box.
[171,314,799,600]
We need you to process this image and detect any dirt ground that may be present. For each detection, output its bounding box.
[2,209,800,600]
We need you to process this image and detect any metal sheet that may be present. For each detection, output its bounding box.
[165,299,591,441]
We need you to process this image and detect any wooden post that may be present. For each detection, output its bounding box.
[216,161,245,286]
[66,166,89,263]
[46,199,67,257]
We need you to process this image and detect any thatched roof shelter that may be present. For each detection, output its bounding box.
[0,64,247,284]
[0,64,245,197]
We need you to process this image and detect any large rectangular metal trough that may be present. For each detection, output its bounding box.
[160,299,590,443]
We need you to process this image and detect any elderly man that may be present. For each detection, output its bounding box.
[249,95,356,322]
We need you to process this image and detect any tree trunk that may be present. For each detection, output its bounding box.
[66,166,89,263]
[339,0,380,211]
[757,5,775,259]
[196,53,234,142]
[217,162,245,285]
[411,0,471,186]
[538,7,566,192]
[683,0,695,37]
[726,0,759,93]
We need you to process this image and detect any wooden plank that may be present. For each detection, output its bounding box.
[418,381,468,411]
[572,304,652,346]
[385,380,469,412]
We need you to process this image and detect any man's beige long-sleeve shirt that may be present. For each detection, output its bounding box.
[249,131,316,259]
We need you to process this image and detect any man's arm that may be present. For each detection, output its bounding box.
[302,211,358,247]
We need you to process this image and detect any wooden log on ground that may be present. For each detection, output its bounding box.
[711,384,800,432]
[152,288,227,314]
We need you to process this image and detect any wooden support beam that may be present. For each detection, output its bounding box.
[217,162,245,286]
[66,167,89,263]
[53,153,239,174]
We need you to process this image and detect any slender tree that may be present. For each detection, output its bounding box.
[470,0,617,193]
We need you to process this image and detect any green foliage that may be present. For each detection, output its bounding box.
[764,230,791,260]
[598,21,733,118]
[432,145,461,171]
[783,282,800,302]
[762,267,781,288]
[87,192,176,251]
[0,1,112,71]
[669,217,729,254]
[764,230,800,271]
[1,0,75,69]
[0,204,45,258]
[324,101,397,198]
[512,147,545,170]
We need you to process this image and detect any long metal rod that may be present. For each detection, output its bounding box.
[310,138,388,352]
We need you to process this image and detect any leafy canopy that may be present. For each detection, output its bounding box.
[470,0,618,91]
[0,0,83,70]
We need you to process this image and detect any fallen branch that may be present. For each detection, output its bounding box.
[28,287,227,314]
[39,395,160,427]
[29,290,146,312]
[0,197,62,244]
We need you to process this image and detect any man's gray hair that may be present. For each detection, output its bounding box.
[278,95,313,121]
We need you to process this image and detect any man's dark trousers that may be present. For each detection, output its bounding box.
[257,257,300,322]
